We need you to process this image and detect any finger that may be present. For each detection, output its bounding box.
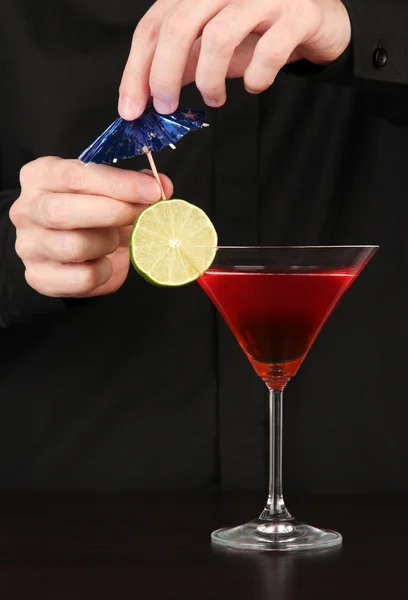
[25,257,113,298]
[117,225,134,252]
[118,0,181,120]
[149,0,228,114]
[196,2,268,107]
[20,157,163,203]
[244,17,306,94]
[227,34,259,78]
[16,227,120,264]
[30,192,148,230]
[139,170,174,198]
[182,34,258,88]
[182,38,203,88]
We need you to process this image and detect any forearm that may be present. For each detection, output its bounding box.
[0,189,65,328]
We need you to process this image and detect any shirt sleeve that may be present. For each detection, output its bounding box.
[285,0,408,88]
[344,0,408,85]
[0,189,65,328]
[282,1,408,125]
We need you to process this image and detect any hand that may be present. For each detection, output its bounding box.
[9,157,173,298]
[118,0,351,120]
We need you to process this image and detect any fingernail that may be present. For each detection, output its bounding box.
[118,96,142,120]
[244,86,258,95]
[154,99,175,114]
[139,177,162,202]
[203,97,221,108]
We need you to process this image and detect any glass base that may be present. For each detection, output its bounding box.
[211,517,342,552]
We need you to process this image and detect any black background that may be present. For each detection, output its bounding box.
[0,0,406,496]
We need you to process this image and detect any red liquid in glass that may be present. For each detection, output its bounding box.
[199,267,357,387]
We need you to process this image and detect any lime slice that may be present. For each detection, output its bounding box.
[130,199,218,286]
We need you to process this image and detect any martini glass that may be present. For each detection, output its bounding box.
[198,245,377,551]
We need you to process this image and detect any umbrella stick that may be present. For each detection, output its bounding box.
[143,147,166,200]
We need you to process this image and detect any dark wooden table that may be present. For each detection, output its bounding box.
[0,493,406,599]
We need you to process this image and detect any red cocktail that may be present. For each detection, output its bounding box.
[200,266,357,389]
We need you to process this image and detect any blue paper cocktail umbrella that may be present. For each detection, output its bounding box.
[79,106,208,199]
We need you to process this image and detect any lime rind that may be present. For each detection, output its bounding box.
[130,199,218,286]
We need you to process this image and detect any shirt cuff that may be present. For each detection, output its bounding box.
[283,0,408,88]
[282,44,353,84]
[344,0,408,85]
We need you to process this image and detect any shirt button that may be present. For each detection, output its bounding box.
[373,48,388,68]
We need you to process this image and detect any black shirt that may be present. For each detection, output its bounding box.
[0,0,407,493]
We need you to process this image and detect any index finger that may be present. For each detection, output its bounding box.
[118,0,180,120]
[24,157,172,203]
[149,0,227,114]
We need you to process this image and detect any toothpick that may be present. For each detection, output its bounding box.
[143,146,166,200]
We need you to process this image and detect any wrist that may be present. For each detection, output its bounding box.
[332,0,352,59]
[305,0,351,65]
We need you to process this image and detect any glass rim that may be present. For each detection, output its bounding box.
[184,245,379,250]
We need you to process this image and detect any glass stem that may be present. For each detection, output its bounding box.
[260,389,292,521]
